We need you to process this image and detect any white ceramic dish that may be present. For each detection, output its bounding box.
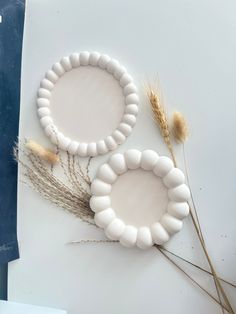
[37,52,139,157]
[90,149,190,249]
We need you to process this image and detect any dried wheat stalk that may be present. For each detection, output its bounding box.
[147,88,234,313]
[147,89,177,166]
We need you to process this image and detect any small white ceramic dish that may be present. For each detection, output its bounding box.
[90,149,190,249]
[37,51,138,157]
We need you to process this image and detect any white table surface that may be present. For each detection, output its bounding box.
[0,301,66,314]
[8,0,236,313]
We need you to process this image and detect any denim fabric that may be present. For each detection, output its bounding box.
[0,0,25,264]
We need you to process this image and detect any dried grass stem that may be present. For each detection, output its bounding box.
[14,142,94,224]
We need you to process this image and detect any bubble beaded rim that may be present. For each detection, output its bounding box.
[90,149,190,249]
[37,51,139,157]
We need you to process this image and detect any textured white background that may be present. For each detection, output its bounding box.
[8,0,236,313]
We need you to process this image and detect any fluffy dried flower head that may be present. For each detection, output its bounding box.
[26,140,59,164]
[172,111,188,143]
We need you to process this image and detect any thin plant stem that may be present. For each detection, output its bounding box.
[86,157,92,183]
[67,239,117,245]
[67,238,228,311]
[169,147,177,167]
[166,140,228,312]
[147,88,232,313]
[67,239,235,289]
[161,247,236,289]
[189,201,226,313]
[183,144,204,243]
[183,145,224,313]
[182,144,231,313]
[194,218,234,313]
[171,151,225,312]
[156,246,229,312]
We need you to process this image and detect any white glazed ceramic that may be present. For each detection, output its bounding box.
[90,149,190,249]
[37,52,139,157]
